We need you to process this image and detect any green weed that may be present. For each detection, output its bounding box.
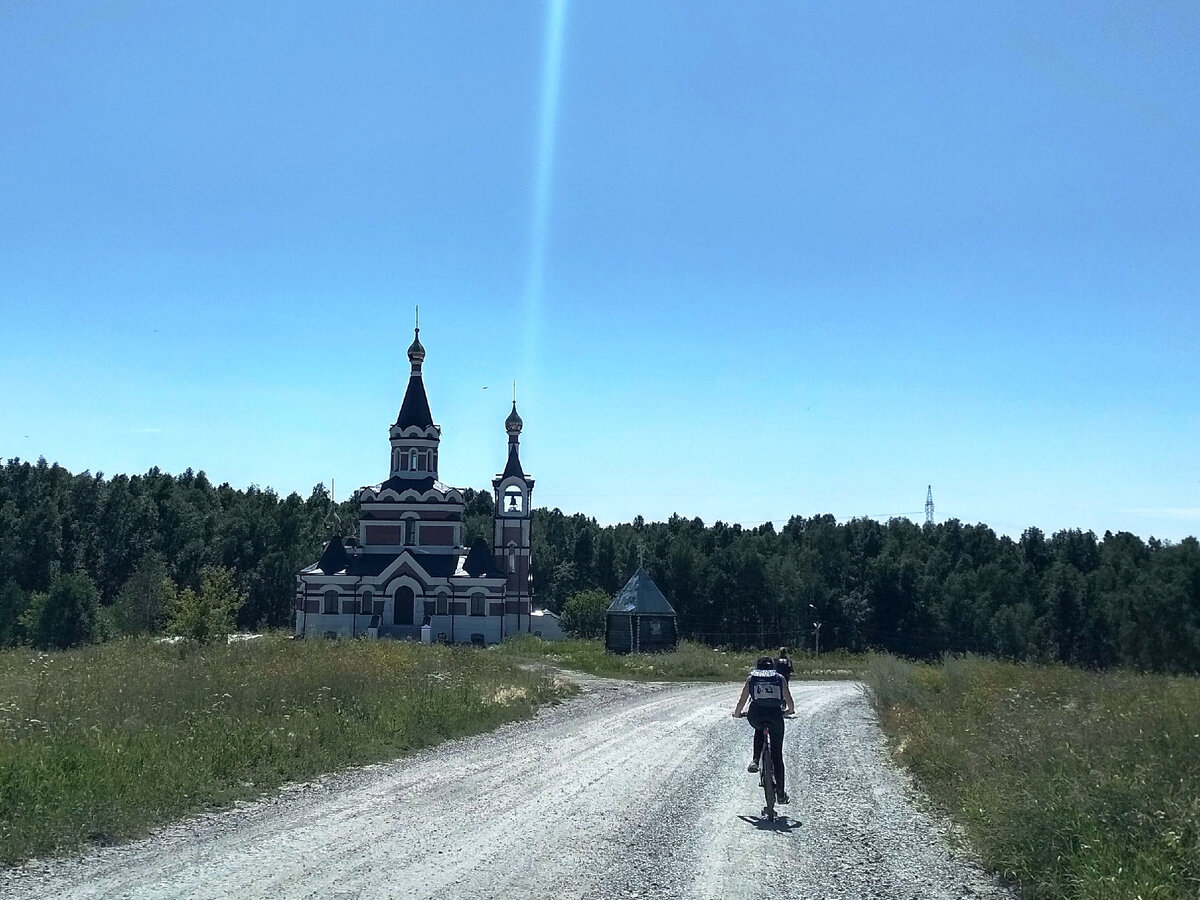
[494,635,864,682]
[0,635,575,865]
[865,654,1200,900]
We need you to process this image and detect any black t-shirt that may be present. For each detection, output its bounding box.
[775,657,794,681]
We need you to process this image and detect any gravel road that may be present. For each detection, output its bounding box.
[2,678,1012,900]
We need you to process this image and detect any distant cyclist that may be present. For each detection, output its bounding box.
[775,647,794,683]
[732,656,794,804]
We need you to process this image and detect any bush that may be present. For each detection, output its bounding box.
[167,567,244,644]
[110,552,173,635]
[20,573,99,650]
[559,589,610,638]
[0,581,28,647]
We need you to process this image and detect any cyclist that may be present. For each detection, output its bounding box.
[775,646,794,682]
[732,656,794,804]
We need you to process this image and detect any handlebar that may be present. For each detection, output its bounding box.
[733,710,795,718]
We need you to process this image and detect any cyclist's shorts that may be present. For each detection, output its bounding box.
[746,705,785,731]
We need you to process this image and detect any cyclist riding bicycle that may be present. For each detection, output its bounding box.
[732,656,794,804]
[775,646,794,682]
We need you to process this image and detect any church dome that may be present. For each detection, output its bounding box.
[408,328,426,365]
[505,401,523,435]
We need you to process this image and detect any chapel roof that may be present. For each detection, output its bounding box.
[607,566,677,616]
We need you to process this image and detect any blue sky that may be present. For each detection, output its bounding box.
[2,1,1198,540]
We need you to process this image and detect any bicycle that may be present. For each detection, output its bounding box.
[736,712,780,822]
[756,721,780,822]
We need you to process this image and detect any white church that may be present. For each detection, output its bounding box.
[294,325,563,644]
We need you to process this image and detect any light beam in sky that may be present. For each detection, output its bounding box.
[521,0,568,402]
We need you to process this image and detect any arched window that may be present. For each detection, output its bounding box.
[323,590,339,615]
[436,593,449,616]
[409,449,417,470]
[360,589,373,616]
[391,449,400,471]
[471,593,485,617]
[504,485,524,514]
[430,449,437,472]
[405,518,417,545]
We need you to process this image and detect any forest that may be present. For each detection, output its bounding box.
[2,456,1198,672]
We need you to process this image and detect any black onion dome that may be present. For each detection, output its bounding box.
[505,401,523,435]
[407,328,426,365]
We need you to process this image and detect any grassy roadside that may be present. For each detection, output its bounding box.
[865,654,1200,900]
[0,635,575,866]
[494,635,865,681]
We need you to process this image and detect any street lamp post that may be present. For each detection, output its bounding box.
[809,603,822,655]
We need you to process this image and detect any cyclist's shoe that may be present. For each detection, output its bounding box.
[746,760,759,773]
[776,790,790,805]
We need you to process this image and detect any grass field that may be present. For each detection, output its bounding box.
[495,635,865,681]
[865,654,1200,900]
[0,635,574,866]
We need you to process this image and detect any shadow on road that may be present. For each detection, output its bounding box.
[737,814,801,833]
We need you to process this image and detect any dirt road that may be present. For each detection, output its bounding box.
[2,678,1011,900]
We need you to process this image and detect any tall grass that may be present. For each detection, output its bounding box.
[865,654,1200,900]
[0,635,574,865]
[495,635,864,681]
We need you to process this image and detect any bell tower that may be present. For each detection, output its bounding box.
[493,398,534,630]
[388,313,441,483]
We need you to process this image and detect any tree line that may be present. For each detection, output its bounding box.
[0,457,356,647]
[531,510,1200,672]
[2,457,1198,672]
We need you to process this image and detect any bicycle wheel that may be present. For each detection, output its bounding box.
[760,730,775,820]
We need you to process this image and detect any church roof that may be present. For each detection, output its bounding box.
[607,567,677,617]
[313,537,350,575]
[502,445,526,478]
[375,475,437,494]
[463,538,504,577]
[303,548,466,579]
[405,551,461,578]
[395,374,434,429]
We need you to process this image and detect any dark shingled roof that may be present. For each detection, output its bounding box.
[395,374,433,429]
[403,551,461,578]
[344,553,398,576]
[463,538,504,577]
[502,444,525,478]
[315,537,351,575]
[375,475,436,495]
[607,567,677,616]
[309,548,465,579]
